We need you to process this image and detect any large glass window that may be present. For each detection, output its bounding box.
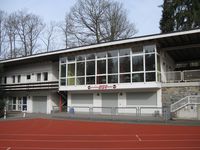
[120,57,130,73]
[77,62,85,76]
[97,60,106,74]
[108,50,118,57]
[12,97,16,110]
[108,58,118,74]
[144,45,155,53]
[67,56,75,62]
[86,54,95,60]
[61,44,158,86]
[145,54,155,71]
[60,79,66,86]
[86,76,95,84]
[77,77,85,85]
[68,63,75,77]
[77,54,85,61]
[108,75,118,83]
[119,48,130,56]
[86,61,95,75]
[132,55,143,72]
[132,45,143,54]
[132,73,144,82]
[97,76,106,84]
[146,72,156,82]
[96,52,106,58]
[61,64,66,77]
[120,74,131,83]
[22,97,27,111]
[67,78,75,85]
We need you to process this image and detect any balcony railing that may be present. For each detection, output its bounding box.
[1,81,59,91]
[163,69,200,83]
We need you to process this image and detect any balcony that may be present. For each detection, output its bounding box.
[162,69,200,83]
[1,81,59,91]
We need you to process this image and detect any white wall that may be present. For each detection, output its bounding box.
[68,90,162,115]
[160,51,176,82]
[3,61,59,84]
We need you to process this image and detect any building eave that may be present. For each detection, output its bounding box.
[1,28,200,65]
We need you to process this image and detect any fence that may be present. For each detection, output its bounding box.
[164,69,200,83]
[1,105,170,121]
[51,106,170,121]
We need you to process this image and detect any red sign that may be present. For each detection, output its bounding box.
[88,85,116,90]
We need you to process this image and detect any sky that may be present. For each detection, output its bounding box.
[0,0,163,36]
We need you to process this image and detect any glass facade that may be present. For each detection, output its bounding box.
[60,44,160,86]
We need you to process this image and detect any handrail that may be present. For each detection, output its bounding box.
[163,69,200,83]
[171,95,200,112]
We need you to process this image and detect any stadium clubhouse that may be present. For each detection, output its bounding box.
[1,29,200,120]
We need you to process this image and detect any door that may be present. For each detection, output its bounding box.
[102,93,118,114]
[32,96,47,113]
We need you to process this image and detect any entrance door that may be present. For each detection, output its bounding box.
[102,93,118,114]
[32,96,47,113]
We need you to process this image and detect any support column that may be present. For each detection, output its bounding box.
[59,95,62,112]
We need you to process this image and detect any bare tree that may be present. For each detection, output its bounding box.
[15,10,45,56]
[41,21,58,52]
[0,10,7,57]
[4,12,18,58]
[59,13,81,48]
[102,2,137,41]
[66,0,137,45]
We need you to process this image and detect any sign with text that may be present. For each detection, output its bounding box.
[88,85,116,90]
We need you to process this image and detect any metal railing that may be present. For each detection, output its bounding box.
[165,71,182,82]
[51,106,169,120]
[163,69,200,83]
[183,70,200,81]
[171,95,200,112]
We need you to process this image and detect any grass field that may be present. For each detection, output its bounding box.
[0,118,200,150]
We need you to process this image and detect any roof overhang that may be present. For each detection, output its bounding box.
[1,29,200,66]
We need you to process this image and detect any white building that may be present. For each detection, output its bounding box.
[0,29,200,119]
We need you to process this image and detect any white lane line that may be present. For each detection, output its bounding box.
[0,133,200,137]
[136,134,142,142]
[6,147,11,150]
[1,139,200,142]
[1,146,200,150]
[0,139,138,142]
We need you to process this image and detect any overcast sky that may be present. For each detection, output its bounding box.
[0,0,163,36]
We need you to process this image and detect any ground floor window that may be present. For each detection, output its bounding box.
[8,96,27,111]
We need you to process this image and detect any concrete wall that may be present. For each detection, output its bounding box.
[176,104,198,119]
[162,86,200,106]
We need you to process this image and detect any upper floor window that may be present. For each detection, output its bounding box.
[37,73,41,81]
[12,76,15,83]
[43,72,48,81]
[27,75,31,80]
[4,76,7,84]
[17,75,21,83]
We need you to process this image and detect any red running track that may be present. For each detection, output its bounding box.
[0,118,200,150]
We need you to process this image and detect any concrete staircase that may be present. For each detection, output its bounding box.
[171,95,200,112]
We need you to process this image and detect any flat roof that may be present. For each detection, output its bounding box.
[1,28,200,65]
